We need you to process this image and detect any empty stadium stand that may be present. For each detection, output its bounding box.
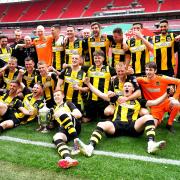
[83,0,112,17]
[1,2,30,22]
[138,0,158,12]
[160,0,180,11]
[38,0,69,20]
[61,0,90,18]
[19,0,50,21]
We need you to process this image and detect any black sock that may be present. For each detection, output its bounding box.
[0,125,4,133]
[90,126,104,147]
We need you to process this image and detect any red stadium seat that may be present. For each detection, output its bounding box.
[61,0,90,18]
[38,0,69,20]
[83,0,112,17]
[1,2,31,22]
[138,0,158,12]
[19,1,50,21]
[160,0,180,11]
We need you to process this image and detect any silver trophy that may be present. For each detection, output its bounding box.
[38,100,51,133]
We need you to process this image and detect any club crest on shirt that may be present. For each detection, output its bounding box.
[130,101,136,105]
[156,81,160,86]
[46,77,51,81]
[166,36,172,42]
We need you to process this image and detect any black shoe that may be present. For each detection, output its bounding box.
[166,124,175,133]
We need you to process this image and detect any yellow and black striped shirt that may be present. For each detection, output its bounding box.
[22,69,39,88]
[110,75,139,96]
[83,36,110,66]
[65,39,82,65]
[0,92,22,111]
[107,35,128,67]
[59,67,86,104]
[87,65,116,101]
[111,96,147,123]
[32,73,57,101]
[127,37,151,75]
[15,93,44,122]
[52,38,65,71]
[3,68,19,90]
[0,47,12,63]
[153,33,177,73]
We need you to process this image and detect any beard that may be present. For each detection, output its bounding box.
[161,29,167,35]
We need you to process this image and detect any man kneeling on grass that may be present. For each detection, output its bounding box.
[77,79,171,156]
[53,90,82,169]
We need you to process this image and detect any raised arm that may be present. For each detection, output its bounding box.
[55,78,64,91]
[135,32,153,52]
[84,77,110,101]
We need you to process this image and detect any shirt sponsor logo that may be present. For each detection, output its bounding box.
[24,76,34,81]
[89,71,105,77]
[65,77,79,84]
[52,47,64,52]
[115,91,123,96]
[155,42,171,49]
[130,45,146,53]
[146,88,160,92]
[112,48,125,55]
[90,42,105,47]
[65,49,78,55]
[0,53,11,60]
[36,43,47,48]
[120,102,135,109]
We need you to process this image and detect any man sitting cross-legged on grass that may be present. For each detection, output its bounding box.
[52,90,82,169]
[77,79,171,156]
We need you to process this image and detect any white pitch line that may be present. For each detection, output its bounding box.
[0,135,180,166]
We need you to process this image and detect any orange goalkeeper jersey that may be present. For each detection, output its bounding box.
[137,75,180,100]
[33,36,53,66]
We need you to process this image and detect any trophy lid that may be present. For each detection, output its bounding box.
[39,99,50,113]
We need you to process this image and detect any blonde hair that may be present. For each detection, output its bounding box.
[115,62,125,69]
[37,61,47,67]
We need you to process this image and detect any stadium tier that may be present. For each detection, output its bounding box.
[0,0,179,22]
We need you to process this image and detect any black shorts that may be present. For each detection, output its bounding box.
[57,117,81,142]
[1,108,20,127]
[84,100,109,119]
[106,120,144,138]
